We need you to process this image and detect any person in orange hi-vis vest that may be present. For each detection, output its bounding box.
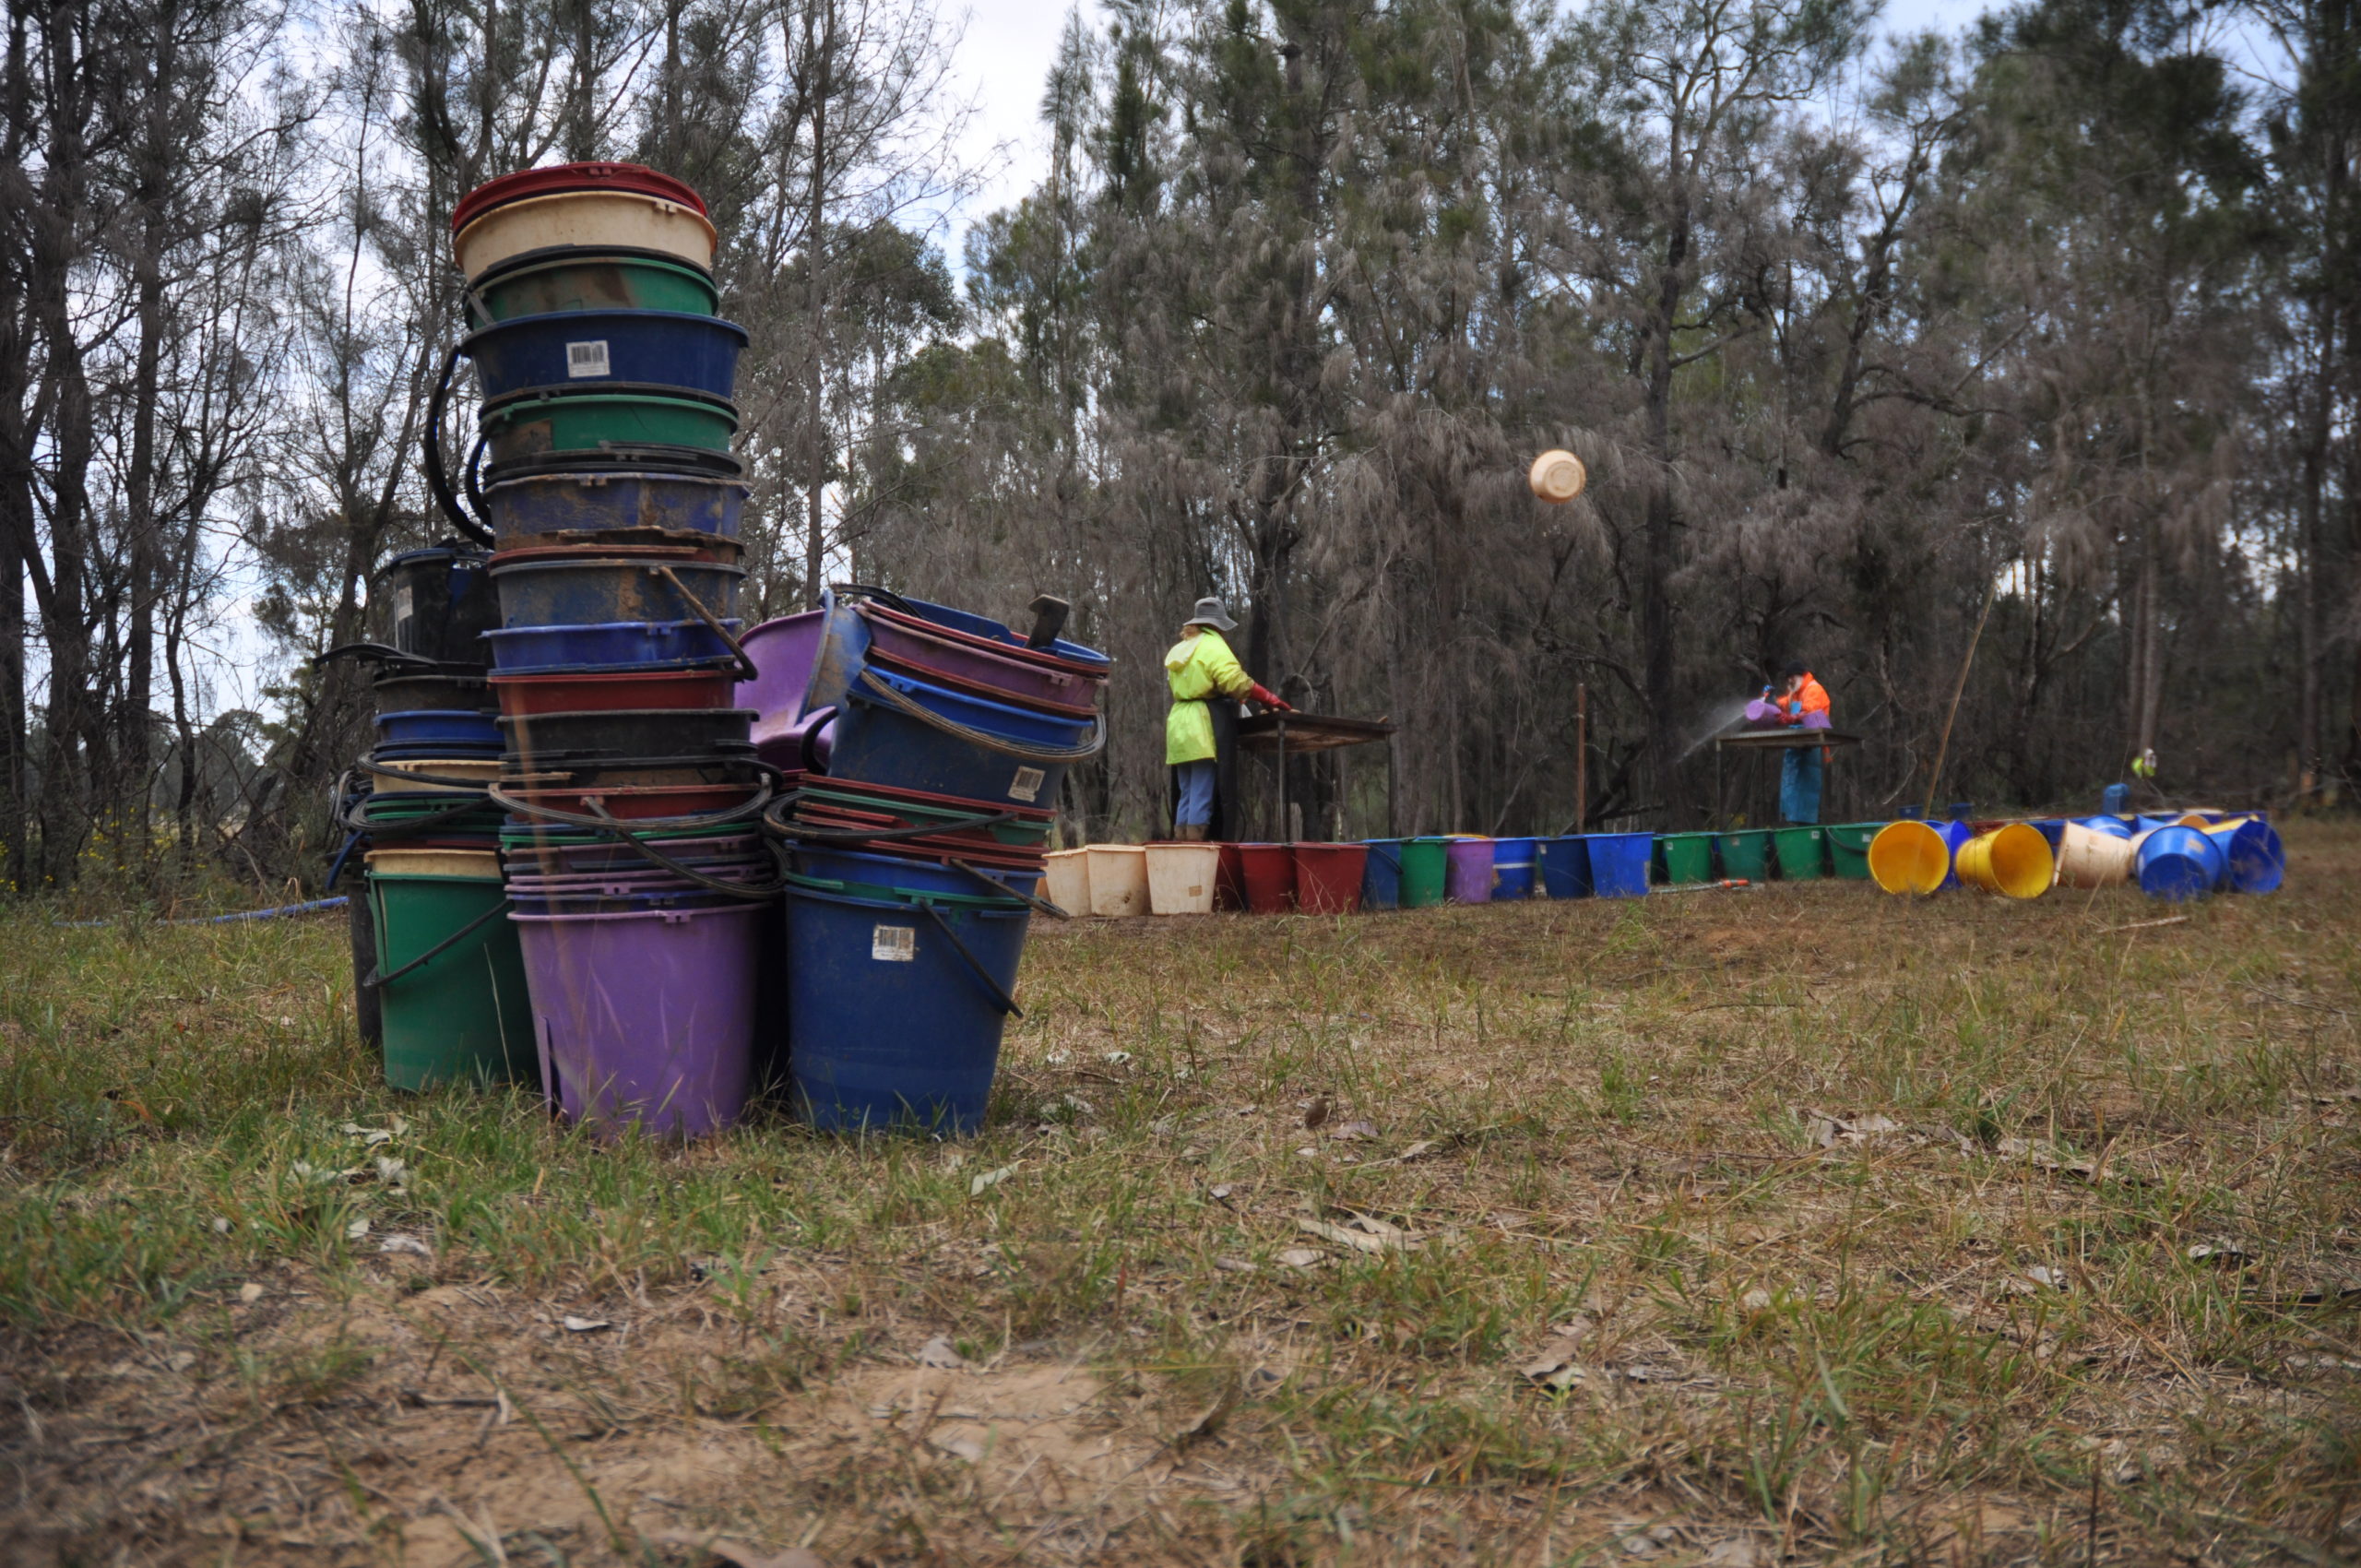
[1771,660,1831,824]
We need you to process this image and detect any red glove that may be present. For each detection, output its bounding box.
[1249,683,1293,712]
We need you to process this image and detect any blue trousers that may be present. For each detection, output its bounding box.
[1175,760,1217,827]
[1780,746,1823,825]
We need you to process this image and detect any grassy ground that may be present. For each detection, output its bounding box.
[1,825,2356,1568]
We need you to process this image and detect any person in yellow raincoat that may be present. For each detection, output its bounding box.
[1167,598,1288,839]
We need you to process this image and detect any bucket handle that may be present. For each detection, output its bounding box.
[945,857,1070,920]
[830,581,919,616]
[919,902,1025,1018]
[422,342,496,548]
[360,895,513,991]
[574,797,784,899]
[851,667,1105,764]
[651,564,759,682]
[759,790,1027,846]
[485,775,777,838]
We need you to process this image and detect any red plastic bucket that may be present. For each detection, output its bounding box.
[1237,844,1295,913]
[860,602,1105,717]
[453,162,708,233]
[1216,843,1246,911]
[1292,843,1369,914]
[491,668,733,717]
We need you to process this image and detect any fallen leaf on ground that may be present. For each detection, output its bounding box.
[646,1528,830,1568]
[1519,1337,1587,1389]
[1207,1183,1235,1204]
[2188,1241,2254,1265]
[1297,1215,1415,1254]
[236,1282,265,1304]
[344,1218,370,1241]
[1807,1110,1903,1147]
[1701,1536,1777,1567]
[969,1164,1017,1196]
[1169,1378,1240,1445]
[1998,1136,2099,1179]
[561,1314,611,1333]
[915,1335,967,1369]
[1330,1120,1378,1142]
[1214,1257,1258,1275]
[1276,1248,1325,1269]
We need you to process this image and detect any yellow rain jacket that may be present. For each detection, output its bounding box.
[1166,629,1253,765]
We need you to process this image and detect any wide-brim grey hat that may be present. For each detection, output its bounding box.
[1184,596,1238,633]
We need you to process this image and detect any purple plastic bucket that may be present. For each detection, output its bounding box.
[511,901,762,1139]
[737,610,825,753]
[1445,838,1494,904]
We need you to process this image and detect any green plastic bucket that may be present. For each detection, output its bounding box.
[481,388,738,462]
[1655,832,1715,885]
[1717,829,1773,882]
[1774,826,1827,880]
[1826,822,1883,880]
[471,251,720,323]
[369,871,535,1091]
[1398,837,1450,909]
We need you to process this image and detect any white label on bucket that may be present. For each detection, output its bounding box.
[1007,766,1046,802]
[565,339,611,378]
[872,924,916,962]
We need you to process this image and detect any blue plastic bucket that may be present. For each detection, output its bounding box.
[462,310,749,402]
[374,709,501,749]
[482,617,742,674]
[2202,819,2284,895]
[792,844,1043,901]
[1585,833,1652,898]
[876,592,1112,671]
[1360,839,1406,910]
[825,666,1100,806]
[1536,837,1590,897]
[489,555,743,629]
[2077,814,2135,838]
[2028,818,2068,849]
[783,878,1030,1134]
[483,470,747,551]
[2101,782,2130,814]
[2135,826,2225,902]
[1491,837,1539,899]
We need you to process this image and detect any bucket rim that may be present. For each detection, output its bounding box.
[507,899,765,925]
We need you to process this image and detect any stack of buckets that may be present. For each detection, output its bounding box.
[339,546,533,1091]
[457,162,777,1138]
[1356,833,1653,909]
[746,587,1109,1133]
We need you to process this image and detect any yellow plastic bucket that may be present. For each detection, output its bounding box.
[455,190,719,279]
[1954,823,2054,898]
[2055,821,2133,889]
[1868,820,1952,896]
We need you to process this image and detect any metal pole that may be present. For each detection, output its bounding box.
[1274,720,1287,842]
[1574,683,1588,833]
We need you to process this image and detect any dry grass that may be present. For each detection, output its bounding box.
[2,823,2357,1567]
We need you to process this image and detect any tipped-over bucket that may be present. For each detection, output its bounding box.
[1955,823,2054,898]
[2056,821,2134,888]
[2135,826,2225,902]
[1869,820,1954,895]
[2202,818,2284,895]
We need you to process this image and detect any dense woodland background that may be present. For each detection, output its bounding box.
[2,0,2356,893]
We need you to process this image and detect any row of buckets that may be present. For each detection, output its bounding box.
[344,162,1112,1141]
[1860,812,2284,901]
[1040,809,2284,919]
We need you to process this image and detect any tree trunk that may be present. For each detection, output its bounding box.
[802,4,831,609]
[1642,206,1688,825]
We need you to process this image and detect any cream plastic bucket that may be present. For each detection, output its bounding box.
[1144,843,1220,915]
[369,756,507,795]
[2056,821,2134,888]
[456,190,719,278]
[1084,845,1150,918]
[1954,823,2054,898]
[363,847,501,879]
[1044,849,1091,917]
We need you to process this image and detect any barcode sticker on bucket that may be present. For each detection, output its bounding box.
[1007,766,1046,802]
[565,340,611,378]
[872,924,916,961]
